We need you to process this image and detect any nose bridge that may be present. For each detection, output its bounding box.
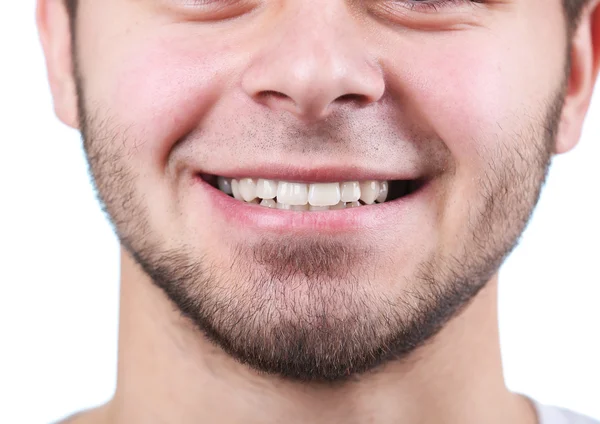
[282,4,345,75]
[241,2,384,120]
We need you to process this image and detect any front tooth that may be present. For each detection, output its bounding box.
[309,205,330,211]
[231,179,243,201]
[330,201,346,210]
[260,199,277,208]
[291,204,309,211]
[277,182,308,205]
[340,182,361,202]
[359,181,380,205]
[308,182,341,206]
[217,177,233,194]
[238,178,258,202]
[376,181,389,203]
[276,201,292,210]
[256,179,278,199]
[347,201,361,208]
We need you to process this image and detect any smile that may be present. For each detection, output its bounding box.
[190,167,430,234]
[199,174,422,211]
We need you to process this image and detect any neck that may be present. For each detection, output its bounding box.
[106,247,537,424]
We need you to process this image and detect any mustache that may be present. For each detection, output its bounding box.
[174,126,453,186]
[168,98,453,175]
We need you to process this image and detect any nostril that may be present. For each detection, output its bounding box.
[254,91,371,119]
[255,90,299,113]
[258,90,291,101]
[335,93,370,106]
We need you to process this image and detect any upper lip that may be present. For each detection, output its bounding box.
[194,163,424,183]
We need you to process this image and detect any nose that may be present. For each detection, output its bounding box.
[241,5,385,122]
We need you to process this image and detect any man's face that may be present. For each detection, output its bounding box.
[72,0,567,381]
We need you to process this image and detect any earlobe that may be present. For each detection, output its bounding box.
[554,0,600,155]
[36,0,80,130]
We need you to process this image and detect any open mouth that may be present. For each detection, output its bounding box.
[198,174,423,211]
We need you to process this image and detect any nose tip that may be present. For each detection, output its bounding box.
[241,35,385,122]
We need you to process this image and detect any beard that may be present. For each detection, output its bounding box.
[75,65,563,383]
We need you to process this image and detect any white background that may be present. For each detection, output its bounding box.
[1,2,598,423]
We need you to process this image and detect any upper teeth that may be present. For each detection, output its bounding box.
[218,177,389,210]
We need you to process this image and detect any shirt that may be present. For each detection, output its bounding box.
[535,401,599,424]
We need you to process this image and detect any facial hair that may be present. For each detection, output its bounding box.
[74,60,563,383]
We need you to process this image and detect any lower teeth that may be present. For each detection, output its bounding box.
[261,200,361,211]
[239,196,380,212]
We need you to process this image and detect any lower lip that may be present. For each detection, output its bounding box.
[191,175,428,234]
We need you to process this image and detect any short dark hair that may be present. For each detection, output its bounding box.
[565,0,593,36]
[64,0,77,21]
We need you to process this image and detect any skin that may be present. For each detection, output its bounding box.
[37,0,600,423]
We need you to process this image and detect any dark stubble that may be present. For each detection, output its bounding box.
[75,60,564,383]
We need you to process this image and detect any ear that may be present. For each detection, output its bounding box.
[555,0,600,154]
[36,0,80,129]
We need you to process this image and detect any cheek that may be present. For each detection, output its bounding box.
[79,31,241,241]
[380,26,564,244]
[415,42,556,165]
[118,43,226,166]
[387,28,565,217]
[88,31,237,171]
